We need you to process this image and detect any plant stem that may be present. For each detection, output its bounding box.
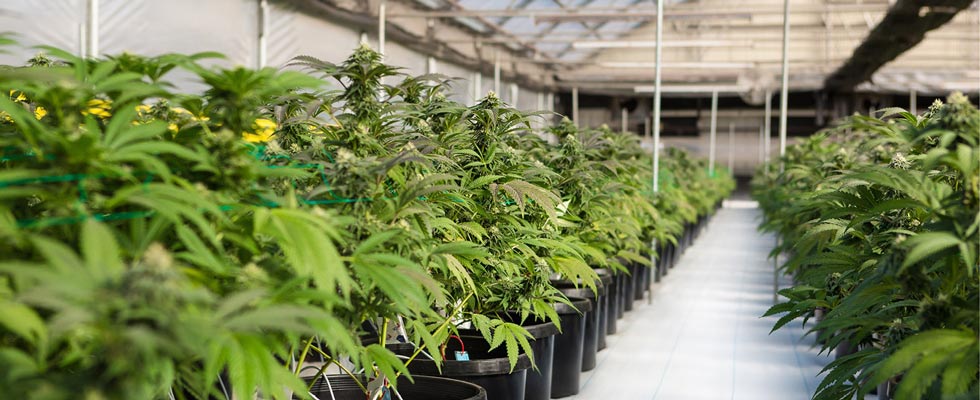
[309,347,369,394]
[395,293,472,378]
[294,336,316,376]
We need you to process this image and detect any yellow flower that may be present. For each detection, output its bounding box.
[135,104,151,115]
[168,123,179,133]
[82,99,112,118]
[34,106,46,120]
[9,90,26,102]
[242,118,277,143]
[173,107,209,122]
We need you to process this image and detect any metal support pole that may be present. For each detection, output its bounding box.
[86,0,99,57]
[534,92,543,130]
[728,122,735,176]
[427,56,437,74]
[378,0,386,56]
[572,87,579,126]
[709,90,718,176]
[652,0,663,193]
[258,0,268,68]
[778,0,790,173]
[493,52,501,94]
[621,107,628,133]
[510,83,519,106]
[909,89,917,114]
[759,124,765,165]
[764,90,772,173]
[775,0,791,304]
[774,236,780,304]
[473,72,482,103]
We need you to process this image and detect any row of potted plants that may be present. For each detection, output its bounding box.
[0,42,733,400]
[753,94,978,400]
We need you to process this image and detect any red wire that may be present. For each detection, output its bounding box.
[440,335,466,360]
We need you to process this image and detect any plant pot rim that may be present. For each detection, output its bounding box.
[554,296,592,315]
[556,285,605,299]
[387,339,532,376]
[303,373,487,400]
[550,277,608,296]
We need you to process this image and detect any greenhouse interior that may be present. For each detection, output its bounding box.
[0,0,977,399]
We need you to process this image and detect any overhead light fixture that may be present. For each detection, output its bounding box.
[634,85,748,93]
[599,61,754,69]
[572,40,754,49]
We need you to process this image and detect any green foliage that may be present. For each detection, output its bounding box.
[754,94,980,400]
[0,41,733,399]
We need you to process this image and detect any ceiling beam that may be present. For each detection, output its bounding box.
[824,0,977,92]
[389,3,891,18]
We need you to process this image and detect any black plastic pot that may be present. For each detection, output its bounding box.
[303,374,487,400]
[634,261,648,301]
[552,279,606,371]
[602,268,619,335]
[622,263,636,312]
[590,269,613,350]
[482,315,559,400]
[387,336,531,400]
[614,271,626,318]
[550,297,593,398]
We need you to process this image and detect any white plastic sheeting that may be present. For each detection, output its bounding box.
[0,0,545,110]
[100,0,258,67]
[0,0,84,65]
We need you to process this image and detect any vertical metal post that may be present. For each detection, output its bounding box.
[258,0,268,68]
[774,236,780,304]
[427,56,437,74]
[473,72,482,103]
[778,0,791,173]
[621,107,628,133]
[378,0,386,56]
[86,0,99,57]
[759,124,765,165]
[652,0,663,193]
[764,90,772,173]
[510,83,519,106]
[709,90,718,176]
[493,51,501,94]
[775,0,791,303]
[78,24,86,57]
[572,87,579,126]
[537,92,544,112]
[909,89,917,114]
[728,122,735,176]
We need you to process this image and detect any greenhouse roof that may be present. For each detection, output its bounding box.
[399,0,980,98]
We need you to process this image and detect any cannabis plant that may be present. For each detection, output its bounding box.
[756,94,979,400]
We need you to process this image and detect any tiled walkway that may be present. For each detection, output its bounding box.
[568,201,831,400]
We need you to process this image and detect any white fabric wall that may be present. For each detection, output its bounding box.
[266,2,361,69]
[0,0,84,65]
[0,0,546,112]
[100,0,258,67]
[437,61,475,105]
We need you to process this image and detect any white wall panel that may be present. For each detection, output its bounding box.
[0,1,548,116]
[0,0,84,65]
[437,61,474,105]
[265,2,360,70]
[100,0,258,67]
[385,42,425,77]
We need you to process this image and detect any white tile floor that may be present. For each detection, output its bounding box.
[568,203,832,400]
